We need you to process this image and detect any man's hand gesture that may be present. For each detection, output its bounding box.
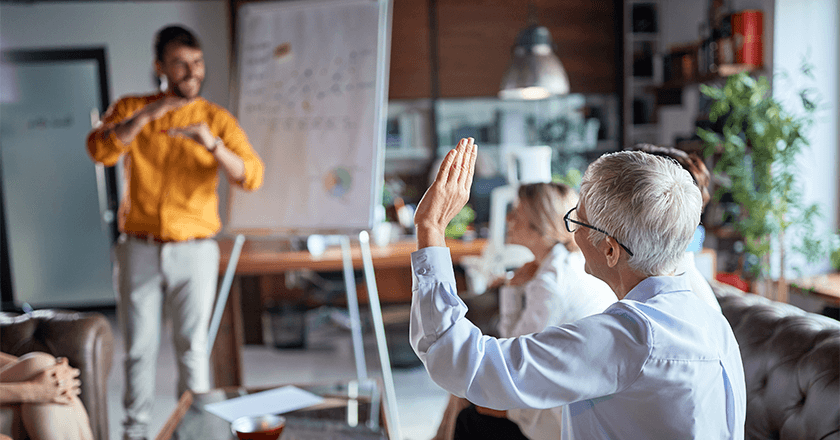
[110,96,192,145]
[414,138,477,249]
[167,122,216,150]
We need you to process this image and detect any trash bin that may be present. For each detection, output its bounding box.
[263,302,308,349]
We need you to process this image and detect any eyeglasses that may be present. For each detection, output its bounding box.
[564,207,634,257]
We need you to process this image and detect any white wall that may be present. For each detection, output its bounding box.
[0,1,230,106]
[772,0,840,275]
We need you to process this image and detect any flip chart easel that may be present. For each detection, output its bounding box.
[225,0,399,436]
[207,232,400,438]
[339,231,400,436]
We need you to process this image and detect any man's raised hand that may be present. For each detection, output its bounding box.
[414,138,477,249]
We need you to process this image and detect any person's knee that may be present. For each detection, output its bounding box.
[14,352,57,376]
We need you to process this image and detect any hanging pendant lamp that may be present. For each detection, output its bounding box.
[499,8,569,100]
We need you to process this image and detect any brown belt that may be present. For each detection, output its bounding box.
[123,232,198,244]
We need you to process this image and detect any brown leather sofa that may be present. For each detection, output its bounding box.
[0,309,115,440]
[712,281,840,440]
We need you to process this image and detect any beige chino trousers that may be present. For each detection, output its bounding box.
[114,234,219,440]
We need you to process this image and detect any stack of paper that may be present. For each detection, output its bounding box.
[204,386,325,422]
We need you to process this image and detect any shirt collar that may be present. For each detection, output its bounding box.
[623,273,693,303]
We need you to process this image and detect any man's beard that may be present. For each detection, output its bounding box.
[173,77,203,98]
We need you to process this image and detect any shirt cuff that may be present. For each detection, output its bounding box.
[107,129,128,150]
[411,247,456,287]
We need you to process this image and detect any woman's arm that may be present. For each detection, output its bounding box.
[0,358,81,405]
[0,381,39,403]
[0,352,17,368]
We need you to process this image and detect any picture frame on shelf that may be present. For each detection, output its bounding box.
[633,41,655,78]
[631,3,658,34]
[632,94,655,125]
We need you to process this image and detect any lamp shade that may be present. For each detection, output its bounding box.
[499,25,569,100]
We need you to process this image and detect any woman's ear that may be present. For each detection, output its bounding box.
[603,236,622,268]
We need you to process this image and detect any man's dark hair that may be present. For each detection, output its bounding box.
[154,25,201,62]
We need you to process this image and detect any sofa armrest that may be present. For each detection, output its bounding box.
[710,282,840,440]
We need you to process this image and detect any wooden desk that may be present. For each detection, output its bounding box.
[211,237,487,387]
[219,237,487,274]
[789,273,840,306]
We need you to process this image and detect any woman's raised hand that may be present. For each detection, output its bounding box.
[414,138,477,249]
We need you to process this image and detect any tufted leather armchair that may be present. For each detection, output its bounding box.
[712,281,840,440]
[0,309,115,440]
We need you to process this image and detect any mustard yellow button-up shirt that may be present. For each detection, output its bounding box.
[87,93,264,241]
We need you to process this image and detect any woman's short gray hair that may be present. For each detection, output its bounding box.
[579,150,702,276]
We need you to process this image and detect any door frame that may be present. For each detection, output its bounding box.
[0,47,116,309]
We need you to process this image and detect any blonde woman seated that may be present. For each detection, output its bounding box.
[432,182,616,440]
[0,351,93,440]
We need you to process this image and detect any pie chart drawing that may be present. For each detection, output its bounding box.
[324,167,352,197]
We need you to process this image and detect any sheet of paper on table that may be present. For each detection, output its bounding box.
[203,385,325,422]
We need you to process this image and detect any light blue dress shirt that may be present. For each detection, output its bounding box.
[410,247,746,440]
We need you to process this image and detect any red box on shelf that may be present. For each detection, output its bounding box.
[732,10,763,67]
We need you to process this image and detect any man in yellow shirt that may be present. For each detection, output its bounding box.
[86,25,264,440]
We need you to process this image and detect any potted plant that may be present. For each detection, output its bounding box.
[697,70,829,301]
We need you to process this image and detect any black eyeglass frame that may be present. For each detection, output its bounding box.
[564,207,635,257]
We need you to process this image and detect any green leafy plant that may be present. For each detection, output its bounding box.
[697,70,828,290]
[445,205,476,239]
[830,234,840,271]
[553,168,582,189]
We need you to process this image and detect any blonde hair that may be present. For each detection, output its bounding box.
[517,182,579,252]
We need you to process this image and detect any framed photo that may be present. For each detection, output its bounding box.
[632,94,655,125]
[633,41,655,78]
[632,3,658,34]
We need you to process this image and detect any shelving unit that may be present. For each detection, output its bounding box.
[658,63,758,90]
[623,0,663,146]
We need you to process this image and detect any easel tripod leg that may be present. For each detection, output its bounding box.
[341,235,369,382]
[359,231,402,440]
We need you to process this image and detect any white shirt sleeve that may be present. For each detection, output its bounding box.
[410,247,649,410]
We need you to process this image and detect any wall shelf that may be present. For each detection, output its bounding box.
[623,0,662,146]
[658,64,762,91]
